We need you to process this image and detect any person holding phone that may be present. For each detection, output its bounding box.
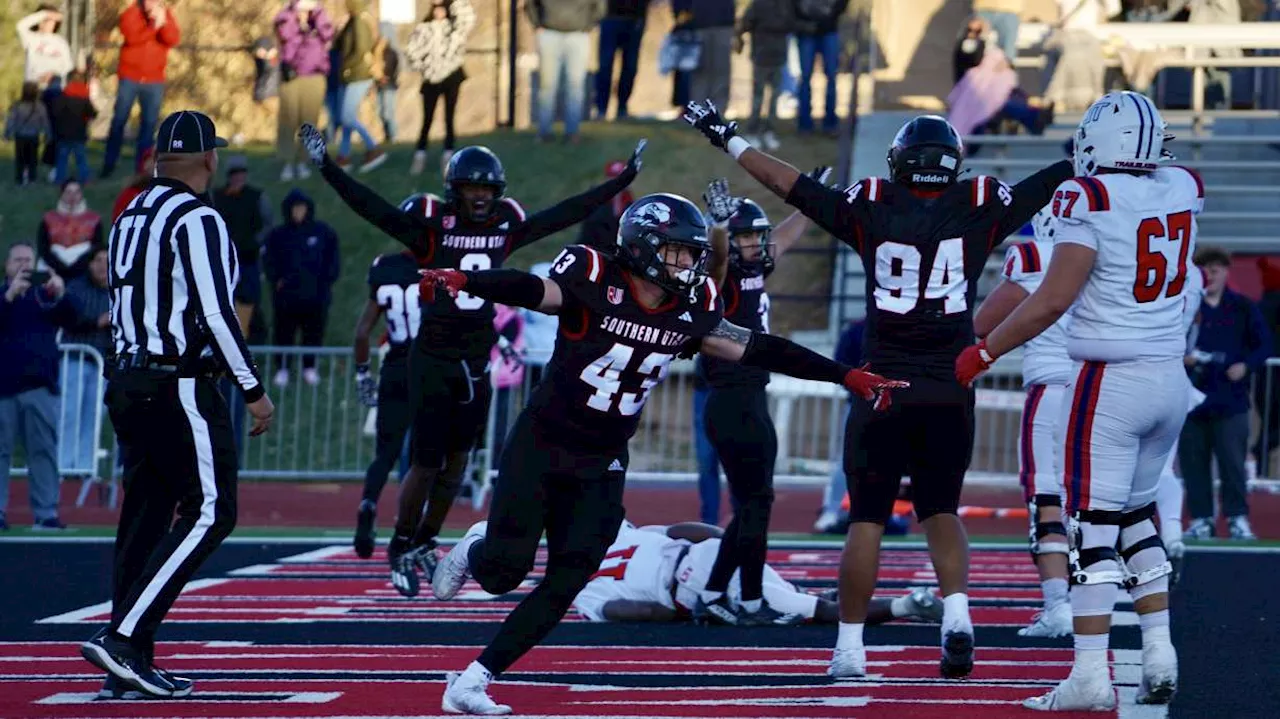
[0,241,79,532]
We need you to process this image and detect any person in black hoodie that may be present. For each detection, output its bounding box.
[263,189,340,387]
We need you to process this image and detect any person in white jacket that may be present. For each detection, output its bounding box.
[16,5,74,88]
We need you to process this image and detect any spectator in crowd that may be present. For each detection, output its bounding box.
[972,0,1021,63]
[252,35,282,104]
[1252,255,1280,475]
[1040,0,1118,111]
[793,0,848,136]
[16,4,73,89]
[325,45,346,143]
[670,1,694,108]
[577,159,634,249]
[37,181,103,283]
[1181,247,1270,541]
[736,0,794,150]
[1187,0,1243,109]
[212,156,273,337]
[275,0,335,182]
[263,189,340,387]
[4,82,49,186]
[954,15,990,84]
[39,76,62,179]
[49,69,96,185]
[595,0,650,120]
[948,46,1050,140]
[407,0,476,176]
[490,304,526,464]
[333,0,386,172]
[814,317,863,534]
[372,30,400,144]
[688,0,735,114]
[0,242,78,531]
[101,0,180,179]
[526,0,605,143]
[58,247,111,479]
[110,148,155,221]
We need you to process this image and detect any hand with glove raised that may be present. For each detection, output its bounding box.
[843,364,911,411]
[682,99,739,152]
[702,178,741,224]
[297,123,328,166]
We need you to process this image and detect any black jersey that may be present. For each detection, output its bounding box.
[367,251,422,359]
[786,162,1072,388]
[696,262,772,389]
[320,157,635,359]
[528,245,723,450]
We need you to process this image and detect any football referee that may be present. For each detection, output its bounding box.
[80,111,275,700]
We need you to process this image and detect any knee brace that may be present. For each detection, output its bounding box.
[1028,493,1069,560]
[1068,509,1125,587]
[1119,503,1172,598]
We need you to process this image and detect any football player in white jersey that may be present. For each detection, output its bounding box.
[974,208,1074,638]
[573,520,942,625]
[956,91,1200,710]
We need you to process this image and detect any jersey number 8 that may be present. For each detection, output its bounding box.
[873,238,967,315]
[454,253,493,311]
[1133,210,1192,304]
[580,343,674,416]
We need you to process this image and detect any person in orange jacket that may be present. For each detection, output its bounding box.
[101,0,180,179]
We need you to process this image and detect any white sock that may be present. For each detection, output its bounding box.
[836,622,864,650]
[1073,633,1110,676]
[699,589,724,604]
[741,598,762,613]
[1042,578,1069,610]
[941,592,972,635]
[460,660,492,685]
[889,594,911,618]
[1138,609,1171,648]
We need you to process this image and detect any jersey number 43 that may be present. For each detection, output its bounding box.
[872,238,967,315]
[580,343,675,416]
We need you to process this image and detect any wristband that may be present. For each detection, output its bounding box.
[727,136,752,160]
[978,345,994,365]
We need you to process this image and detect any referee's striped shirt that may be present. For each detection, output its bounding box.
[108,177,265,402]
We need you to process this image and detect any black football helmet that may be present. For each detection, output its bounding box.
[887,115,964,190]
[616,193,711,294]
[726,199,774,275]
[444,146,506,221]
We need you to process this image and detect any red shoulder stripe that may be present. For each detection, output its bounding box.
[1076,177,1110,212]
[704,276,720,310]
[1023,242,1042,273]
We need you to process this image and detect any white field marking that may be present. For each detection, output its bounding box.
[34,691,342,705]
[276,546,351,563]
[34,578,228,623]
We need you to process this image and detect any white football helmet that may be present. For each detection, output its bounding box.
[1072,91,1174,177]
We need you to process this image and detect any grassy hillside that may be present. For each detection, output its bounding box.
[0,120,847,342]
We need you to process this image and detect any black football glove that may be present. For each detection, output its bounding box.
[809,166,835,187]
[682,99,738,152]
[626,138,647,174]
[702,178,741,224]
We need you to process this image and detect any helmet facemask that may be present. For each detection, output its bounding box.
[729,228,774,275]
[626,231,711,294]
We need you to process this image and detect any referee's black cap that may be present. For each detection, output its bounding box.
[156,110,228,154]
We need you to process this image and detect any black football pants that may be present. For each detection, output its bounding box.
[468,409,627,676]
[105,373,238,655]
[361,355,413,503]
[702,387,777,601]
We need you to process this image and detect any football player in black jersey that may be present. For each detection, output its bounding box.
[298,124,643,598]
[690,176,824,627]
[350,247,423,561]
[417,192,909,715]
[683,100,1072,680]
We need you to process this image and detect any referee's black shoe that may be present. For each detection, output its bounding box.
[81,632,175,697]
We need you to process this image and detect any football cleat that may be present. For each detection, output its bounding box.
[736,600,805,627]
[390,546,421,598]
[940,631,974,679]
[1165,539,1186,586]
[442,670,512,715]
[827,647,867,678]
[1018,603,1073,638]
[415,539,440,584]
[433,521,487,601]
[905,587,944,623]
[691,595,739,626]
[1135,641,1178,705]
[1183,518,1213,540]
[1024,672,1117,711]
[353,499,377,560]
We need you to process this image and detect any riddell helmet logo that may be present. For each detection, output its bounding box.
[912,173,948,184]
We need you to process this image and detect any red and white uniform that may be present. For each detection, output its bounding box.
[673,538,819,620]
[1003,239,1071,503]
[572,522,688,621]
[1050,167,1202,512]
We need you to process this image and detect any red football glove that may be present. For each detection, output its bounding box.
[843,364,910,412]
[418,268,468,303]
[955,339,996,388]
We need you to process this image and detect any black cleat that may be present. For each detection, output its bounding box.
[354,500,377,559]
[81,633,175,698]
[153,666,193,697]
[414,539,440,583]
[736,600,806,627]
[940,631,974,679]
[692,595,739,626]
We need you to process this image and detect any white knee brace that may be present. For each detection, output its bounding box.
[1120,503,1172,599]
[1028,493,1070,559]
[1068,510,1125,587]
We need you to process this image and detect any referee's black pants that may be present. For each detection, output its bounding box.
[468,409,626,676]
[703,386,777,602]
[104,372,238,655]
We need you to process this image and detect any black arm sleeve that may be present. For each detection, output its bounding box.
[460,268,547,310]
[509,167,638,252]
[783,171,869,251]
[740,332,852,384]
[995,159,1074,239]
[319,156,433,253]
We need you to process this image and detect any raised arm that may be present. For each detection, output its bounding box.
[419,268,565,316]
[708,223,729,288]
[994,160,1074,240]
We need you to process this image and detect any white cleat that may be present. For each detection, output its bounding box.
[1018,603,1073,638]
[827,647,867,678]
[432,521,487,600]
[1024,672,1117,711]
[1166,539,1186,585]
[1136,642,1178,705]
[904,587,944,622]
[441,671,512,715]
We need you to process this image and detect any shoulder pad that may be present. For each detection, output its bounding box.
[1166,165,1205,207]
[699,276,722,312]
[845,177,887,202]
[1002,241,1044,280]
[1053,177,1111,218]
[967,175,1012,207]
[498,197,527,223]
[549,244,607,285]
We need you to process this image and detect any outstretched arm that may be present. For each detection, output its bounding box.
[770,210,813,261]
[601,600,679,622]
[994,160,1074,240]
[419,268,565,315]
[973,279,1030,338]
[708,224,730,288]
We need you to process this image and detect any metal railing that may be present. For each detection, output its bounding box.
[7,343,106,478]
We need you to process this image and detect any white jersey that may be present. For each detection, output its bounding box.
[1002,239,1072,386]
[1051,167,1203,363]
[572,521,689,621]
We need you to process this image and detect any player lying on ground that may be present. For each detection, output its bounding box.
[298,125,642,597]
[417,192,909,715]
[957,91,1199,711]
[686,175,829,626]
[573,519,943,625]
[683,99,1073,681]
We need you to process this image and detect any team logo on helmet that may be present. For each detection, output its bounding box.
[633,201,673,228]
